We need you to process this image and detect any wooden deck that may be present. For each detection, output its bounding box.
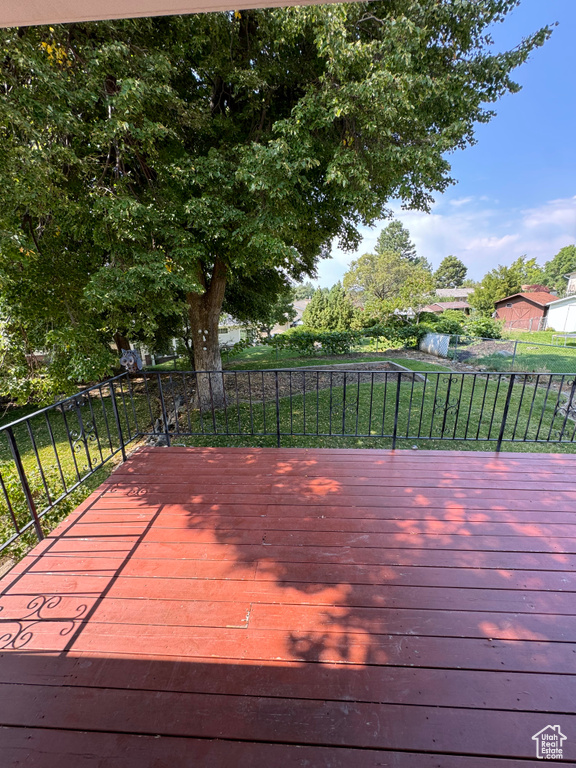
[1,446,576,766]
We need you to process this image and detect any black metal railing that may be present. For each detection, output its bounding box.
[0,373,138,555]
[2,368,576,554]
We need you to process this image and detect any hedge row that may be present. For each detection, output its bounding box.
[265,324,428,356]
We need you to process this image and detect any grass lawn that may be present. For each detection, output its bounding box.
[166,371,576,455]
[0,379,149,559]
[455,335,576,374]
[145,342,440,373]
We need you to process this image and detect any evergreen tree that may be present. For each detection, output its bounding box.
[376,221,430,270]
[302,289,329,329]
[434,256,468,289]
[323,283,356,331]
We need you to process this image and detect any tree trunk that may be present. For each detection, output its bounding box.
[187,259,227,411]
[114,333,131,354]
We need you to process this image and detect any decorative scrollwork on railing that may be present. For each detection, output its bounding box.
[433,396,459,416]
[71,421,98,454]
[0,595,88,650]
[68,396,100,470]
[432,376,459,419]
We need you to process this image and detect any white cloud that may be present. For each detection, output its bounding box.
[313,194,576,286]
[449,196,474,207]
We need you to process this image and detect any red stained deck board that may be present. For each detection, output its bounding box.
[68,510,576,538]
[1,681,576,760]
[0,729,554,768]
[1,654,574,713]
[52,624,576,673]
[16,544,576,572]
[130,527,576,553]
[101,481,576,502]
[1,447,576,766]
[7,563,573,593]
[7,574,574,615]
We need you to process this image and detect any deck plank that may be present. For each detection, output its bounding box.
[1,446,575,766]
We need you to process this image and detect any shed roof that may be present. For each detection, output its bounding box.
[495,292,556,308]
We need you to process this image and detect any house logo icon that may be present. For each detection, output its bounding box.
[532,725,567,760]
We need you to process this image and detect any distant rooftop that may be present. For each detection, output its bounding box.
[435,288,474,298]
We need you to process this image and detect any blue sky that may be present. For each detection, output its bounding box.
[315,0,576,287]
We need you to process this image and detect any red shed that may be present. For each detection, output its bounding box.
[494,290,556,331]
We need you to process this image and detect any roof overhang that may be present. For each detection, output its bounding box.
[547,295,576,307]
[0,0,327,28]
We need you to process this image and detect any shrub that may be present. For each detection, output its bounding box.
[434,318,464,337]
[464,317,503,339]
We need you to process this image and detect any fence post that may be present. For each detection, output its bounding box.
[275,371,281,448]
[109,380,128,460]
[453,335,459,362]
[392,373,401,450]
[5,426,44,542]
[511,340,518,369]
[496,374,516,453]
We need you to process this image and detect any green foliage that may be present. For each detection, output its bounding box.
[220,337,253,361]
[376,221,416,263]
[435,316,465,337]
[469,256,546,316]
[301,289,329,330]
[464,316,503,339]
[543,245,576,294]
[269,321,428,357]
[0,5,551,393]
[434,256,468,288]
[344,250,416,304]
[302,283,355,331]
[293,281,316,300]
[230,282,297,338]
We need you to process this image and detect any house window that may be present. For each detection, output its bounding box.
[506,303,512,308]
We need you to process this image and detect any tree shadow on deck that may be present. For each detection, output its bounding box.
[0,447,575,764]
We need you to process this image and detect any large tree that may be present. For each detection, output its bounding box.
[344,249,416,303]
[543,245,576,294]
[434,256,468,289]
[0,4,549,405]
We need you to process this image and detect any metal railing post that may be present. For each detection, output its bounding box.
[392,373,401,449]
[156,373,171,446]
[5,426,44,542]
[496,374,516,452]
[109,381,127,461]
[275,371,281,448]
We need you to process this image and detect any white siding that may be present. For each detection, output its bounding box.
[547,301,576,332]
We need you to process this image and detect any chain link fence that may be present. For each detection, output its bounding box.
[448,335,576,374]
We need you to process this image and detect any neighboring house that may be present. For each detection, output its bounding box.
[422,300,471,315]
[493,289,556,331]
[546,294,576,332]
[435,287,474,300]
[565,270,576,295]
[218,314,247,346]
[272,299,311,335]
